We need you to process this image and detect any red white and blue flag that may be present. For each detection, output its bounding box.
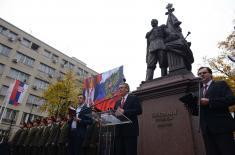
[83,66,124,111]
[8,80,28,106]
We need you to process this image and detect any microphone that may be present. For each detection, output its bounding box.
[196,77,202,82]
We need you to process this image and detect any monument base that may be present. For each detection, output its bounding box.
[133,73,206,155]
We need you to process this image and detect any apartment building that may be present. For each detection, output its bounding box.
[0,18,97,132]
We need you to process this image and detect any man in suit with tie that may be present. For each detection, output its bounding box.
[68,94,92,155]
[114,83,142,155]
[193,67,235,155]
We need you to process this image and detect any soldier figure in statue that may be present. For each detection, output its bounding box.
[145,19,168,81]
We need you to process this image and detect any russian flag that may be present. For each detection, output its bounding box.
[8,80,28,106]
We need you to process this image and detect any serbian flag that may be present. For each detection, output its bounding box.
[8,80,28,106]
[83,66,124,111]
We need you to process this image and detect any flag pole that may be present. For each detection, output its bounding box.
[0,96,8,124]
[0,87,12,124]
[0,80,16,124]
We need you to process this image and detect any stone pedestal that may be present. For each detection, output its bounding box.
[133,73,206,155]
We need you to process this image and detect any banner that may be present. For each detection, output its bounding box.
[8,80,28,106]
[83,66,124,111]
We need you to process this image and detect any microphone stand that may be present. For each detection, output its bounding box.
[197,78,202,133]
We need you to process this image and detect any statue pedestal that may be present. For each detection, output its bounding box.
[134,73,206,155]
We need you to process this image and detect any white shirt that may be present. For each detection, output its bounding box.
[203,80,212,90]
[71,103,85,129]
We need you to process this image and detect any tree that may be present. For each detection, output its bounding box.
[204,26,235,111]
[40,70,82,116]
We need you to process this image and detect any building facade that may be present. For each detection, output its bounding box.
[0,18,97,134]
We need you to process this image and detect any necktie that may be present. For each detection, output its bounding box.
[120,97,125,108]
[203,85,208,97]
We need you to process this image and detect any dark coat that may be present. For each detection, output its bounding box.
[38,126,50,146]
[52,123,61,145]
[186,80,235,134]
[46,123,58,145]
[200,80,235,134]
[114,94,142,137]
[68,105,92,138]
[24,127,38,146]
[16,128,29,146]
[32,126,43,147]
[9,128,23,145]
[58,122,69,144]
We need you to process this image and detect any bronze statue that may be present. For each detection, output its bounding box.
[165,3,194,72]
[145,19,168,81]
[145,3,194,81]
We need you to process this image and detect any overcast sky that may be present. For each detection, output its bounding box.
[0,0,235,90]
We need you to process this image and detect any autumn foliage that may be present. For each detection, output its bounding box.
[40,71,82,116]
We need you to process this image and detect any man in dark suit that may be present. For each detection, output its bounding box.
[68,94,92,155]
[186,67,235,155]
[114,83,142,155]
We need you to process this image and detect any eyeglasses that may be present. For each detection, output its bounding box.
[198,72,208,76]
[119,86,126,89]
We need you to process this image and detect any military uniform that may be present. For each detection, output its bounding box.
[8,127,23,155]
[16,127,29,155]
[38,125,50,155]
[57,120,69,155]
[24,125,38,155]
[45,123,58,155]
[32,125,44,155]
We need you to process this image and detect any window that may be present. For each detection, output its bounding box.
[43,50,58,63]
[77,67,83,76]
[0,25,7,33]
[68,62,75,69]
[43,50,51,58]
[15,51,35,67]
[0,43,11,57]
[58,72,65,80]
[0,63,4,74]
[9,68,30,82]
[8,31,18,40]
[21,38,31,47]
[0,26,18,40]
[0,25,8,37]
[31,43,39,51]
[0,107,18,124]
[38,63,55,75]
[61,59,74,69]
[34,78,49,90]
[27,94,45,106]
[52,54,59,62]
[21,112,42,123]
[61,59,68,67]
[84,70,89,77]
[0,85,8,96]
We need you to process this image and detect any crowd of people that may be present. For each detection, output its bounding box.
[7,114,100,155]
[7,71,234,155]
[6,84,142,155]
